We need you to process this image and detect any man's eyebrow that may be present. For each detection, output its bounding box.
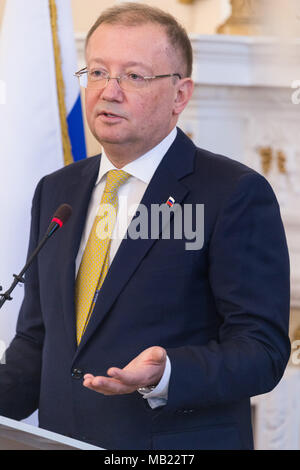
[88,58,153,72]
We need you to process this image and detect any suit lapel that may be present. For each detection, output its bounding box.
[75,129,196,355]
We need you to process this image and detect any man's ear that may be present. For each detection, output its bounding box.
[173,78,194,116]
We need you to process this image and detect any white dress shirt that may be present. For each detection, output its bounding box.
[75,127,177,409]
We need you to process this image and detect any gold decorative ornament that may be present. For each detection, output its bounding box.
[217,0,266,36]
[257,147,288,176]
[277,150,287,174]
[217,0,300,36]
[258,146,273,175]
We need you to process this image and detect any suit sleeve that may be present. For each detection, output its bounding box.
[165,172,291,411]
[0,179,45,420]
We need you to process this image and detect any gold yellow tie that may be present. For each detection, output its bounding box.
[75,169,131,344]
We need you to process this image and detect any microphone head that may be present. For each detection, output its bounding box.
[51,204,72,227]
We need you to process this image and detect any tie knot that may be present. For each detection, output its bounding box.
[104,170,131,194]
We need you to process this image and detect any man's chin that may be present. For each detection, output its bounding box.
[92,128,127,146]
[91,126,142,154]
[97,136,128,146]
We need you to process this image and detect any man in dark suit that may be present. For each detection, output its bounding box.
[0,3,290,450]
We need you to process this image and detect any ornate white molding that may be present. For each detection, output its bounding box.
[190,34,300,88]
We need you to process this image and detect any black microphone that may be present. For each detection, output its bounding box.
[46,204,72,237]
[0,204,72,309]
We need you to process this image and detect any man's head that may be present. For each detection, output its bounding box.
[83,2,194,165]
[86,3,193,78]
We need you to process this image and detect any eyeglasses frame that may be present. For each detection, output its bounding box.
[74,67,182,89]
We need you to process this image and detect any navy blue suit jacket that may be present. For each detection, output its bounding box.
[0,129,290,449]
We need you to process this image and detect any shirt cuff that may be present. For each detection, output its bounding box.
[138,355,171,409]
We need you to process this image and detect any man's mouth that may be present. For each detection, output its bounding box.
[99,111,123,118]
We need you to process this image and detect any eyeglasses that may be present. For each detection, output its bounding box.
[74,67,182,91]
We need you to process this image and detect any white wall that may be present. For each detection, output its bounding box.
[0,0,230,33]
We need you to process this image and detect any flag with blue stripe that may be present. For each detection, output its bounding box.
[0,0,86,428]
[50,0,86,163]
[54,0,86,163]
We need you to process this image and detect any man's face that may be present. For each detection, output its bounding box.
[85,22,185,160]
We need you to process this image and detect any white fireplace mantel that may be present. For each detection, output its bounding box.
[190,34,300,88]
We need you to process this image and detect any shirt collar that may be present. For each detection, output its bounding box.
[96,127,177,185]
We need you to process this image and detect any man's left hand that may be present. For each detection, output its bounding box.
[83,346,167,395]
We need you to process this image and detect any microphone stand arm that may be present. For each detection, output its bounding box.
[0,224,58,310]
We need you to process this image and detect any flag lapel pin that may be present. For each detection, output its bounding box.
[166,196,175,208]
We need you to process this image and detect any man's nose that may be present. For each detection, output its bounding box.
[100,77,123,101]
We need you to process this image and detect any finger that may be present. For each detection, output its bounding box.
[82,373,95,386]
[146,346,166,365]
[107,367,139,385]
[83,375,136,395]
[83,375,112,393]
[82,379,92,388]
[107,366,159,389]
[83,373,94,380]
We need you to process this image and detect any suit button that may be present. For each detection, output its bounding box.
[72,368,84,379]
